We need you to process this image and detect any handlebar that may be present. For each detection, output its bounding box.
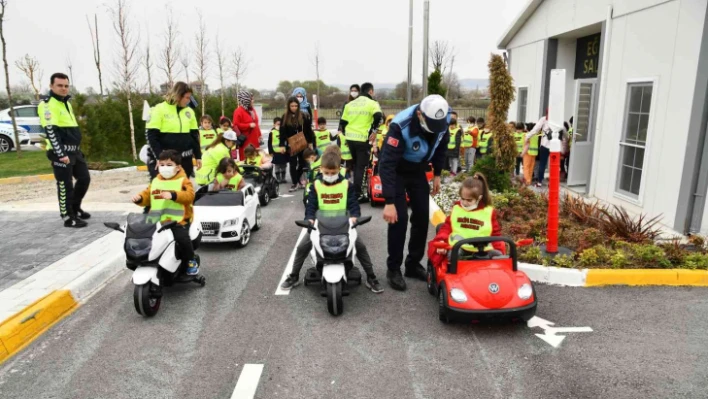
[447,237,526,274]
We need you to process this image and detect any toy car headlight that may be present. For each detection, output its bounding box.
[517,284,533,300]
[320,234,349,255]
[223,218,239,227]
[450,288,468,303]
[374,184,382,190]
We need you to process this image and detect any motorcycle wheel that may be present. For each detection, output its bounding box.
[134,283,160,317]
[326,280,344,316]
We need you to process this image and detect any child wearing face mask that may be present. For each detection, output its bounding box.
[427,173,505,267]
[132,150,200,276]
[280,151,384,294]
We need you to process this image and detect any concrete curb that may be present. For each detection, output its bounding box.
[0,232,125,365]
[428,197,708,287]
[0,165,148,186]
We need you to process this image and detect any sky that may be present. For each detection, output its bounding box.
[1,0,526,93]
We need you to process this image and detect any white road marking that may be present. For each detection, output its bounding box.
[230,364,264,399]
[527,316,593,348]
[275,228,308,296]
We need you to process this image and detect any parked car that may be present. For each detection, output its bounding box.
[0,124,31,153]
[0,105,42,143]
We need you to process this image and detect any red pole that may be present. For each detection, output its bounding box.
[546,133,560,254]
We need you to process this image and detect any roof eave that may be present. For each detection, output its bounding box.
[497,0,545,49]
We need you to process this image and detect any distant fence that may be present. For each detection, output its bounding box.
[260,107,488,122]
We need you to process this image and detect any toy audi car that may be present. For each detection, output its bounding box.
[240,164,279,206]
[193,184,262,248]
[428,237,537,323]
[368,162,434,206]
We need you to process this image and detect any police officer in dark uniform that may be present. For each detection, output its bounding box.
[379,95,450,291]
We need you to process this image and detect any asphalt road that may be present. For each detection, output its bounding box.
[0,189,707,399]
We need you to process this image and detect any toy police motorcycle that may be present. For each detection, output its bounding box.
[295,210,371,316]
[104,213,205,317]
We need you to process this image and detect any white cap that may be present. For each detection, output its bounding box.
[420,95,450,132]
[222,129,238,141]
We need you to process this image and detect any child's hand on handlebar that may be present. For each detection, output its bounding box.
[308,219,315,225]
[131,195,142,203]
[436,248,448,255]
[350,217,357,224]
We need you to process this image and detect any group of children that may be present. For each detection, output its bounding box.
[442,116,490,176]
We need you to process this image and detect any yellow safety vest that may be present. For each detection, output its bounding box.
[528,133,541,156]
[146,101,198,134]
[341,96,381,142]
[568,128,574,150]
[448,205,494,252]
[448,127,461,150]
[199,128,219,151]
[242,154,263,166]
[478,130,493,154]
[271,128,284,153]
[376,125,388,149]
[315,179,349,212]
[147,177,187,224]
[38,96,79,151]
[514,132,525,155]
[315,129,331,154]
[216,173,243,191]
[196,143,232,185]
[338,134,352,161]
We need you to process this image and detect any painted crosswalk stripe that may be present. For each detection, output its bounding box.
[231,364,264,399]
[275,228,308,296]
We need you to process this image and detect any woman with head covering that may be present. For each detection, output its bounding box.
[232,90,262,160]
[291,87,313,120]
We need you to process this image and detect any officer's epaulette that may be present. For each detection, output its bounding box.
[39,95,50,103]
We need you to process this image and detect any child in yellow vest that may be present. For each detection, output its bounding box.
[212,157,246,192]
[241,144,273,169]
[315,117,334,156]
[132,150,199,275]
[428,173,504,267]
[199,115,220,152]
[280,151,383,293]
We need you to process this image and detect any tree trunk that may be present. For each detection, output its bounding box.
[127,92,137,161]
[0,4,21,158]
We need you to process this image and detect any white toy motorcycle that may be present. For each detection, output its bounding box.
[296,211,372,316]
[105,213,205,317]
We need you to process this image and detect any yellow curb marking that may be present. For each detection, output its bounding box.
[586,269,708,287]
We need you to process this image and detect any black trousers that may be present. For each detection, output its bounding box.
[535,147,550,183]
[181,157,194,178]
[515,156,523,176]
[173,224,195,267]
[289,151,305,185]
[290,233,376,278]
[348,140,370,198]
[387,172,429,272]
[49,151,91,218]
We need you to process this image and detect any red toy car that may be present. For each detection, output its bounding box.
[368,162,434,206]
[427,237,537,323]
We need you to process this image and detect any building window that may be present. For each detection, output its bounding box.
[617,83,653,198]
[517,87,528,123]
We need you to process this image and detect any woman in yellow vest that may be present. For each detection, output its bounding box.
[199,115,221,152]
[132,149,200,275]
[195,130,238,186]
[212,157,246,192]
[427,173,504,266]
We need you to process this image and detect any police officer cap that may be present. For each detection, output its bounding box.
[222,130,238,142]
[420,95,449,133]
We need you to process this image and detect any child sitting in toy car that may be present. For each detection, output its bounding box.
[428,173,505,267]
[240,144,272,169]
[211,157,246,192]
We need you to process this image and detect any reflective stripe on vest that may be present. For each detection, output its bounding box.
[342,97,381,142]
[200,129,219,150]
[528,134,541,156]
[196,143,231,185]
[216,173,243,191]
[392,104,449,163]
[479,130,493,154]
[339,135,352,160]
[315,130,331,154]
[448,205,494,252]
[315,179,349,212]
[448,127,461,149]
[147,177,186,224]
[514,132,525,154]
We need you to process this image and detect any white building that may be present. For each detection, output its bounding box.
[498,0,708,235]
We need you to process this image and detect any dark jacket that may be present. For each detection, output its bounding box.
[146,103,202,160]
[379,108,449,205]
[305,174,360,221]
[446,125,463,157]
[280,111,314,154]
[268,128,290,164]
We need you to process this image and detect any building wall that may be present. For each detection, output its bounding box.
[555,38,577,123]
[508,41,545,123]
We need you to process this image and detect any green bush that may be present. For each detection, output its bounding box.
[519,246,543,264]
[682,253,708,270]
[551,254,575,268]
[470,155,512,192]
[629,244,672,269]
[610,251,629,269]
[578,248,601,267]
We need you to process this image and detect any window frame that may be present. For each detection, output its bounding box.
[613,78,658,205]
[516,86,528,123]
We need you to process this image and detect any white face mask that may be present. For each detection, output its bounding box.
[461,200,479,211]
[322,174,339,184]
[159,165,178,179]
[297,97,304,103]
[350,91,359,98]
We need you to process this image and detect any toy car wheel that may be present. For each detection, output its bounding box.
[271,181,279,198]
[426,260,438,296]
[198,276,206,287]
[236,221,251,248]
[252,206,263,231]
[438,282,449,324]
[259,190,270,206]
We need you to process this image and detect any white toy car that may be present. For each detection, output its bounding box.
[193,183,263,247]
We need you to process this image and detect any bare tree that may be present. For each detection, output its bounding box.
[109,0,140,161]
[142,34,154,94]
[430,40,452,74]
[311,43,321,103]
[444,54,456,97]
[194,11,209,116]
[231,46,249,100]
[180,49,190,83]
[66,56,74,85]
[87,14,104,96]
[14,54,42,100]
[214,32,227,116]
[158,8,179,89]
[0,0,20,156]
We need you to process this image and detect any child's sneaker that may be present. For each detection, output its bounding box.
[280,274,300,290]
[186,259,199,276]
[366,277,384,294]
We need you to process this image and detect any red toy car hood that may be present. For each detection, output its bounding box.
[445,267,531,310]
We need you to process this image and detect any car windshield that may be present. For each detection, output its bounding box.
[195,191,245,207]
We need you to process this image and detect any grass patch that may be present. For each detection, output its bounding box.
[0,149,142,179]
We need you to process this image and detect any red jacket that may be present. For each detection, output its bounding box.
[232,106,261,160]
[427,201,504,266]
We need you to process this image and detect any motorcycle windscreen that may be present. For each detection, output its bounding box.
[316,210,350,235]
[125,213,157,239]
